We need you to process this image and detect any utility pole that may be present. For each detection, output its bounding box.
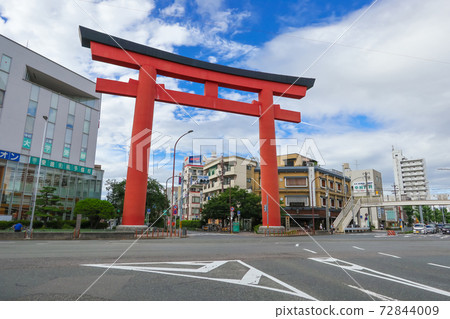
[363,172,370,197]
[221,156,224,192]
[325,176,330,231]
[363,171,371,228]
[392,184,398,201]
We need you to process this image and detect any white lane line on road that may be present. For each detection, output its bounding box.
[303,249,317,254]
[309,257,450,298]
[352,246,365,251]
[348,285,397,301]
[428,263,450,270]
[378,252,401,259]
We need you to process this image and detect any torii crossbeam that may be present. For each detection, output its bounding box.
[79,26,315,228]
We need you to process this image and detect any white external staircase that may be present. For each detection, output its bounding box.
[333,197,361,232]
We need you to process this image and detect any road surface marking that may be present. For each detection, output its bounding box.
[82,259,317,300]
[352,246,365,251]
[428,263,450,270]
[303,249,317,254]
[348,285,397,301]
[309,257,450,297]
[378,252,401,259]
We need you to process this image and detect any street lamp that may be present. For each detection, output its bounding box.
[170,130,193,234]
[310,173,327,235]
[28,115,48,238]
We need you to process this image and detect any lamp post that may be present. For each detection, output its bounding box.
[170,130,193,234]
[310,173,327,235]
[28,115,48,238]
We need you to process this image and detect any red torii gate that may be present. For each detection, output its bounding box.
[79,26,314,228]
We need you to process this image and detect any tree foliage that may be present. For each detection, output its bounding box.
[201,187,262,224]
[105,179,126,216]
[105,177,169,224]
[28,186,65,226]
[74,198,116,228]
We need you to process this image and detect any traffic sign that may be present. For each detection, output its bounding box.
[173,209,178,215]
[230,206,235,212]
[174,205,178,209]
[237,210,240,216]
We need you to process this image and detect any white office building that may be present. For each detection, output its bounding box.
[0,34,103,219]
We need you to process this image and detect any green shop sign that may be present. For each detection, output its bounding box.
[29,157,93,175]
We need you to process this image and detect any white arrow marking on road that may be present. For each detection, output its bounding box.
[352,246,365,251]
[309,257,450,298]
[348,285,397,301]
[81,260,317,300]
[303,249,317,254]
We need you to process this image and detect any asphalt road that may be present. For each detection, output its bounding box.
[0,231,449,301]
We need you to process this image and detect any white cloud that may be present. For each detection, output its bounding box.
[246,0,450,194]
[160,0,186,17]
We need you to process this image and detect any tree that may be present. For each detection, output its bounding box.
[105,179,126,216]
[105,177,169,225]
[28,186,65,226]
[201,187,262,225]
[403,206,416,226]
[145,178,169,223]
[74,198,116,228]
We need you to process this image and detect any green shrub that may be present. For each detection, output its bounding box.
[253,224,261,233]
[62,223,74,229]
[0,221,14,230]
[178,220,202,230]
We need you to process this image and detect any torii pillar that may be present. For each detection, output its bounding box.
[79,26,315,230]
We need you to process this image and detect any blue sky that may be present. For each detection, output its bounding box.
[1,0,449,197]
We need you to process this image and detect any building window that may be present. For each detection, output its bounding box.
[329,180,334,190]
[321,197,327,206]
[83,120,90,134]
[30,84,39,101]
[330,199,335,207]
[0,55,12,73]
[285,196,308,207]
[320,178,327,188]
[27,100,38,117]
[0,89,4,107]
[285,177,307,187]
[284,159,296,166]
[192,197,200,203]
[336,183,342,192]
[69,100,76,115]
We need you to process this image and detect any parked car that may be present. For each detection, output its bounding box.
[436,224,444,232]
[413,223,426,234]
[441,224,450,235]
[425,224,437,234]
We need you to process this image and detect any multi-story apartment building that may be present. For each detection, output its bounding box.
[180,156,204,220]
[202,155,257,203]
[253,153,351,230]
[392,148,429,200]
[0,34,103,220]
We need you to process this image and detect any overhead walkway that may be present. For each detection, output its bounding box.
[333,197,450,233]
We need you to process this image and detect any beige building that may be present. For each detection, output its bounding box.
[202,155,257,203]
[253,153,351,230]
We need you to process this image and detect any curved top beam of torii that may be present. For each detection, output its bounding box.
[79,26,314,124]
[79,26,314,91]
[79,26,315,228]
